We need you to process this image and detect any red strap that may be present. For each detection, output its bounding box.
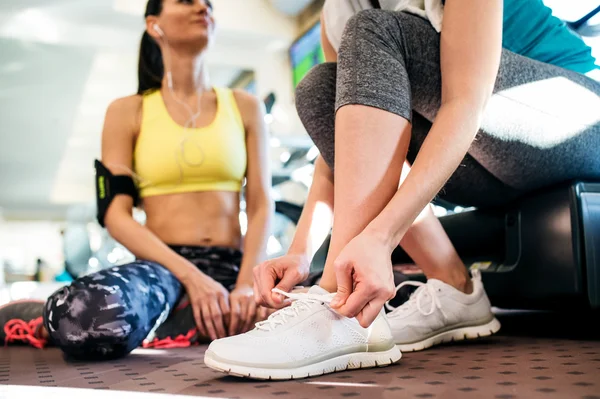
[4,317,47,349]
[142,328,197,349]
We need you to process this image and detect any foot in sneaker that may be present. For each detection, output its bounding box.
[204,285,401,380]
[0,300,47,348]
[386,269,500,352]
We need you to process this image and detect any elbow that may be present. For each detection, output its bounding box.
[476,86,495,111]
[103,206,132,240]
[104,216,122,241]
[262,197,276,219]
[247,196,275,222]
[442,77,496,115]
[442,93,491,123]
[443,91,489,111]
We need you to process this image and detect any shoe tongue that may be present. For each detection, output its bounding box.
[307,285,332,295]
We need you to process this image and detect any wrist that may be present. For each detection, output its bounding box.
[234,278,253,289]
[235,259,256,287]
[176,260,203,284]
[364,218,402,253]
[287,241,311,259]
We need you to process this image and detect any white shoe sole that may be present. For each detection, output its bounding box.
[397,317,501,352]
[204,346,402,380]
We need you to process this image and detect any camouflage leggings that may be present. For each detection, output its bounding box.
[44,246,241,360]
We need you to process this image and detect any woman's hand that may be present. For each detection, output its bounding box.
[181,269,230,341]
[228,284,258,335]
[254,253,311,309]
[330,231,396,328]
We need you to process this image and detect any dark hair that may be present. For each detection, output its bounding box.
[138,0,164,94]
[368,0,381,8]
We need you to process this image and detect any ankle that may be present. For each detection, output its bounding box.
[317,267,337,293]
[460,278,474,295]
[318,280,336,294]
[429,271,472,294]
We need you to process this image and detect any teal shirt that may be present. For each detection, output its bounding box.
[502,0,598,74]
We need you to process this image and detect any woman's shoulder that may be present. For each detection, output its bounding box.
[104,94,144,134]
[230,88,259,105]
[230,89,262,118]
[107,94,143,116]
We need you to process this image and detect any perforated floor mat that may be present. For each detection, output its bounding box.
[1,335,600,399]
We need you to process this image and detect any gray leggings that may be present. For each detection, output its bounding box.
[296,10,600,207]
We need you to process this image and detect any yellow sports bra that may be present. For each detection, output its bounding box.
[134,87,247,198]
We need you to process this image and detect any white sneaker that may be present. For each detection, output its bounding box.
[386,269,500,352]
[204,286,402,380]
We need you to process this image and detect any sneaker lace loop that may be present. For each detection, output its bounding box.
[255,289,335,332]
[385,281,446,318]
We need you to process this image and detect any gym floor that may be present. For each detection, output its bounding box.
[1,311,599,399]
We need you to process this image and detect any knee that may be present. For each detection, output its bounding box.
[295,62,337,116]
[45,285,141,359]
[345,8,384,30]
[341,9,405,49]
[345,9,393,33]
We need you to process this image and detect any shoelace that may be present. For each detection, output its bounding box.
[255,289,336,332]
[142,327,198,349]
[385,281,447,318]
[4,317,47,349]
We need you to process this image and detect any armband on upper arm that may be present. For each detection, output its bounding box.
[94,159,139,227]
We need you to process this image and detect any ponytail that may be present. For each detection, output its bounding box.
[138,30,164,94]
[137,0,164,94]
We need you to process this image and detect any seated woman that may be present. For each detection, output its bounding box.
[204,0,600,380]
[0,0,273,359]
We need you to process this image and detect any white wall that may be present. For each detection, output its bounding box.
[213,0,297,41]
[0,0,310,213]
[0,220,64,279]
[208,44,304,137]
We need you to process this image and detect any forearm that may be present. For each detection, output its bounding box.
[106,213,198,282]
[288,156,334,259]
[237,203,274,286]
[366,100,485,249]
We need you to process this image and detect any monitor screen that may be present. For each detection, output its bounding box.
[290,22,325,88]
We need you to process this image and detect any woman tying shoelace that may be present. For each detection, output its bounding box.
[204,0,600,380]
[0,0,275,359]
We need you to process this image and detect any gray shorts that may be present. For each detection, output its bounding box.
[296,10,600,207]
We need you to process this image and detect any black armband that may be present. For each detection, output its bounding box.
[95,159,139,227]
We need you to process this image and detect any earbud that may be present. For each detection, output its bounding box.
[153,24,165,37]
[167,71,173,90]
[152,24,172,88]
